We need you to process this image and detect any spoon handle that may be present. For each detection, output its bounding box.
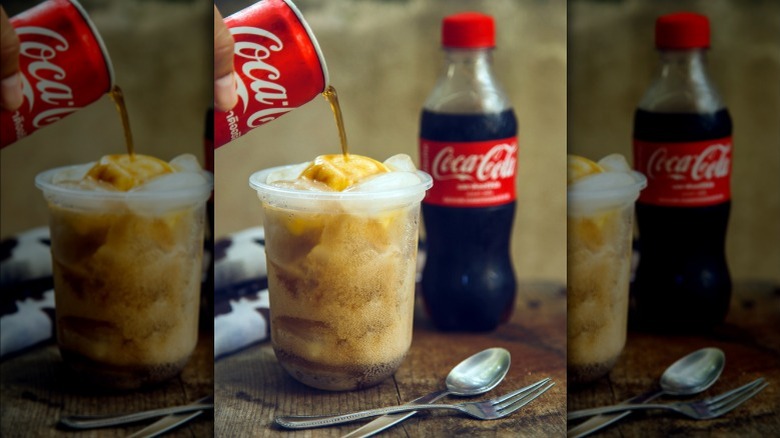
[276,403,463,429]
[341,389,450,438]
[567,389,662,438]
[59,396,214,429]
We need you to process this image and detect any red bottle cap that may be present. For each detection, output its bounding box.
[442,12,495,48]
[655,12,710,49]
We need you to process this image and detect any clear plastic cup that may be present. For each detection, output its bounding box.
[567,159,646,384]
[35,164,213,389]
[249,165,431,390]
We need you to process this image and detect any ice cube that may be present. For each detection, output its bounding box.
[598,154,631,173]
[51,163,95,185]
[266,162,310,184]
[169,154,203,173]
[383,154,417,172]
[270,179,334,192]
[346,171,422,193]
[572,172,636,191]
[134,172,209,192]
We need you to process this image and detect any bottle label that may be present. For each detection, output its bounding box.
[420,137,518,207]
[633,137,732,206]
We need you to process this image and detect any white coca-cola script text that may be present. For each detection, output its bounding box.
[431,143,517,182]
[645,143,731,182]
[16,26,79,128]
[230,26,293,127]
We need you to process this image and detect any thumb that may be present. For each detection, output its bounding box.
[1,6,23,111]
[0,7,20,79]
[214,5,237,111]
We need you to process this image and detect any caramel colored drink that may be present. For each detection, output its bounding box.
[250,154,431,390]
[567,154,646,384]
[36,154,213,389]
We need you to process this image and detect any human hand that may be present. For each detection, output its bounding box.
[214,5,237,112]
[1,6,23,111]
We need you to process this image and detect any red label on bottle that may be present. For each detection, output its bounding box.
[420,137,517,207]
[633,137,732,206]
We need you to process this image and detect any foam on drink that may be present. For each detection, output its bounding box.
[567,154,646,384]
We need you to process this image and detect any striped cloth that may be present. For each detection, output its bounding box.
[0,226,269,360]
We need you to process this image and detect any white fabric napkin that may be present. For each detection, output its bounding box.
[213,227,270,358]
[0,227,55,358]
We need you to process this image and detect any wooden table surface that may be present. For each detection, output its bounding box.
[0,330,214,438]
[6,282,772,437]
[567,281,780,437]
[215,282,567,437]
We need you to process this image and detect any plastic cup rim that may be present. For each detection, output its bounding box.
[567,170,648,206]
[35,165,214,202]
[249,165,433,202]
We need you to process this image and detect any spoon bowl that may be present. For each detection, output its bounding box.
[660,347,725,395]
[445,347,511,396]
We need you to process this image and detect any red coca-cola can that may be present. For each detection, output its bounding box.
[214,0,329,148]
[0,0,114,149]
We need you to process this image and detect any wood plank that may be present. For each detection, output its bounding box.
[0,331,214,437]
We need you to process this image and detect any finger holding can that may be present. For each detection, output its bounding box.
[214,5,237,112]
[0,6,23,112]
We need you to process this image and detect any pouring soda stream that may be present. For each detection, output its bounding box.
[108,85,134,158]
[322,85,349,158]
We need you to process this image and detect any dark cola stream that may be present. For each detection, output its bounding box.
[321,85,349,158]
[108,85,134,158]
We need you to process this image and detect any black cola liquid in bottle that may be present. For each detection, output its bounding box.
[419,12,518,332]
[631,12,732,332]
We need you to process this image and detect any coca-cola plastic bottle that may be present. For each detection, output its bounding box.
[419,12,518,332]
[631,12,732,332]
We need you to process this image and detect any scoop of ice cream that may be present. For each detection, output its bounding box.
[567,154,604,185]
[300,154,389,191]
[568,154,637,193]
[85,154,174,191]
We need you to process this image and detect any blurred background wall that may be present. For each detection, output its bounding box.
[214,0,568,284]
[569,0,780,283]
[4,0,774,286]
[1,1,212,236]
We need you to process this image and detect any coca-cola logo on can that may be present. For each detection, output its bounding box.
[0,0,114,149]
[214,0,329,148]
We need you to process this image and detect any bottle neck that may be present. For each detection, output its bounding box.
[442,48,495,89]
[657,49,709,83]
[443,47,493,68]
[424,47,511,113]
[638,48,725,113]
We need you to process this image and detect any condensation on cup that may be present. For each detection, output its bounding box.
[0,0,115,148]
[214,0,329,148]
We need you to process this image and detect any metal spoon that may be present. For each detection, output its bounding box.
[59,396,213,430]
[342,347,511,438]
[568,347,725,437]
